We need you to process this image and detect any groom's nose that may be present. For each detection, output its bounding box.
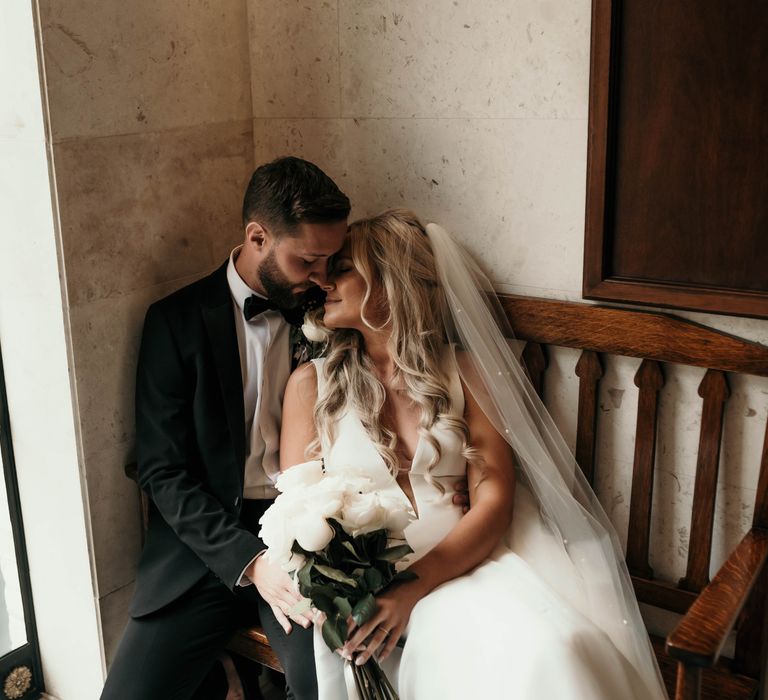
[308,263,328,287]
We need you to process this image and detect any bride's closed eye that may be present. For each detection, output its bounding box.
[331,258,354,276]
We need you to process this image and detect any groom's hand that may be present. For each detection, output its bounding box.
[452,478,470,513]
[247,556,313,633]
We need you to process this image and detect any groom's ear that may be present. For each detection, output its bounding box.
[245,221,268,250]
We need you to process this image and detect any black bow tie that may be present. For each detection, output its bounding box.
[243,287,327,326]
[243,295,280,321]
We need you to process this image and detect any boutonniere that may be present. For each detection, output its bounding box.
[287,286,328,367]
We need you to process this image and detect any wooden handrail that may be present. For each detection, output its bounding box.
[666,529,768,667]
[498,294,768,376]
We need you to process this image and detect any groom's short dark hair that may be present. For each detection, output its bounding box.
[242,156,350,234]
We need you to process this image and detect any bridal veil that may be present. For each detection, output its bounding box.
[424,222,668,699]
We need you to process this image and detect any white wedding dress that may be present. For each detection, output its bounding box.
[310,348,661,699]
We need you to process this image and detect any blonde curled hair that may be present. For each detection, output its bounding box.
[306,209,480,484]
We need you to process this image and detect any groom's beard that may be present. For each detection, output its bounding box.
[258,248,304,309]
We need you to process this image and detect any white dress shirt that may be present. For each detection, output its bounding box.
[227,247,294,584]
[226,246,292,499]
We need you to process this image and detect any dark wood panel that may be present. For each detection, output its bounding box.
[679,371,730,593]
[584,0,768,318]
[632,576,697,615]
[733,561,768,678]
[626,360,664,579]
[651,636,757,700]
[752,417,768,530]
[574,350,603,485]
[228,628,284,673]
[612,1,768,291]
[521,341,547,399]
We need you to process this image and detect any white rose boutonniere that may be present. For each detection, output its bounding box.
[285,287,329,366]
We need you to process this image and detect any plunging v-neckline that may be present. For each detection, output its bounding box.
[352,406,425,518]
[395,434,425,517]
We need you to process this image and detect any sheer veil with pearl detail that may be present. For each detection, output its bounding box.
[424,222,667,698]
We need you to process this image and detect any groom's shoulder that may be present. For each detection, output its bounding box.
[150,261,228,316]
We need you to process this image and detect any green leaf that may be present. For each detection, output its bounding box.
[342,540,365,561]
[378,544,413,562]
[297,558,315,596]
[314,564,358,587]
[363,567,384,591]
[311,588,337,615]
[328,518,352,541]
[355,529,388,560]
[392,570,419,584]
[351,593,377,626]
[334,596,353,619]
[321,616,345,652]
[291,540,312,556]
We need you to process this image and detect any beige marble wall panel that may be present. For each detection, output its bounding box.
[719,374,768,492]
[339,0,589,118]
[677,309,768,347]
[592,360,768,583]
[100,582,134,666]
[85,441,142,597]
[69,275,205,461]
[541,345,580,453]
[54,120,252,306]
[596,355,643,470]
[248,0,341,117]
[253,116,586,294]
[39,0,252,141]
[72,277,236,618]
[253,118,348,186]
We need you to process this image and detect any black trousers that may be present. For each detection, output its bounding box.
[101,500,317,700]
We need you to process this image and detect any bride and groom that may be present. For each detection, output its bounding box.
[102,157,668,699]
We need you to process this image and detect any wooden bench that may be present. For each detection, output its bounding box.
[497,294,768,700]
[131,293,768,698]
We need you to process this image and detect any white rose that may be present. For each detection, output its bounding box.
[281,551,307,572]
[276,459,325,493]
[379,493,415,533]
[314,493,345,520]
[259,494,309,565]
[342,491,389,536]
[301,320,328,343]
[259,513,295,567]
[312,475,351,520]
[294,513,335,552]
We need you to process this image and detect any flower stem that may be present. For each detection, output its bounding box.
[350,655,399,700]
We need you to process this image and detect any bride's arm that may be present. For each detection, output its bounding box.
[343,366,517,664]
[280,362,319,469]
[242,362,319,634]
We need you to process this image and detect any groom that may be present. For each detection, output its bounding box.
[101,157,350,700]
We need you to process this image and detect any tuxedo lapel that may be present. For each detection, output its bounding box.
[201,264,246,481]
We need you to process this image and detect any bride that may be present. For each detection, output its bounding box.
[278,209,668,699]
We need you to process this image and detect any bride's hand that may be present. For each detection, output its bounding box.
[341,582,423,664]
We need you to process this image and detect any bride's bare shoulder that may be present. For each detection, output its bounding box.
[285,361,319,407]
[453,348,480,383]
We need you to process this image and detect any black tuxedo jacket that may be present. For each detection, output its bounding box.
[130,261,268,617]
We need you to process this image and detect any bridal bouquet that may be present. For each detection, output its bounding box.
[259,459,416,699]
